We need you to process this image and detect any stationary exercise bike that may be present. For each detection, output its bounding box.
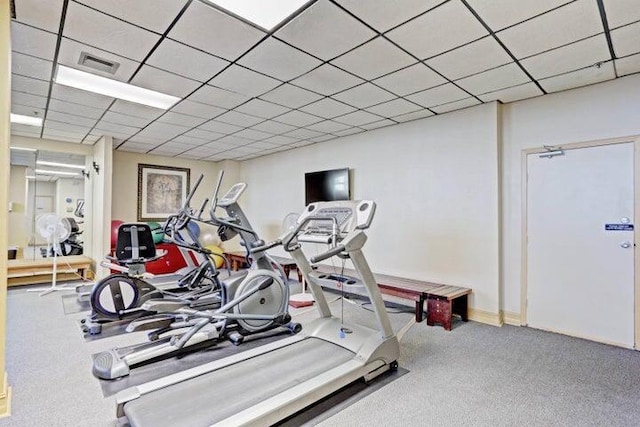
[80,177,222,335]
[92,173,301,380]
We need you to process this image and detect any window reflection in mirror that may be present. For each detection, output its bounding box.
[9,147,86,260]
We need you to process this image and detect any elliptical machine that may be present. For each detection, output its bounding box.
[92,172,301,380]
[80,176,222,335]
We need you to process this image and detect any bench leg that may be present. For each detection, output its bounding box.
[427,297,453,331]
[414,295,425,322]
[452,295,469,322]
[283,266,291,279]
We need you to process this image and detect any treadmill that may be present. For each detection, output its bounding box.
[115,198,400,427]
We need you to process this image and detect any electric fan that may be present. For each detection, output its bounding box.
[28,214,77,296]
[283,212,314,307]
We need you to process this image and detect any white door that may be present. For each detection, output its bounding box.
[527,142,635,347]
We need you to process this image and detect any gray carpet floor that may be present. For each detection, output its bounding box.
[2,282,640,427]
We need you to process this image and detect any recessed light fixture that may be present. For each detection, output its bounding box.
[36,160,86,170]
[10,146,37,152]
[10,113,43,127]
[203,0,308,31]
[35,169,80,176]
[54,65,180,109]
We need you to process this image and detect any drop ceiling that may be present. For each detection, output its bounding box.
[9,0,640,161]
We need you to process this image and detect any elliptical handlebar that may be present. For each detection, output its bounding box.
[249,239,282,254]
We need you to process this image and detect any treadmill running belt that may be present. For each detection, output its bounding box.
[125,337,355,427]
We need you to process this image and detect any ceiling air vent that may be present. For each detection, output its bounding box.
[78,52,120,75]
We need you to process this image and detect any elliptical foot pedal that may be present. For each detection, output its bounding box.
[228,331,244,346]
[286,322,302,334]
[93,349,131,380]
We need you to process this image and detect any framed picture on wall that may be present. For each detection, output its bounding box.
[137,164,190,222]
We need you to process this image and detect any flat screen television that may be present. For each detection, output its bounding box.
[305,168,350,205]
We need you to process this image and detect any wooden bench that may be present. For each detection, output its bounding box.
[7,255,93,287]
[314,265,471,331]
[224,251,302,282]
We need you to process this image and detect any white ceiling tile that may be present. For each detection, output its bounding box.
[245,140,282,150]
[603,0,640,29]
[520,35,610,79]
[51,84,114,108]
[83,134,102,144]
[130,65,201,98]
[198,120,244,135]
[209,65,281,97]
[119,142,156,153]
[283,128,324,139]
[11,22,57,60]
[149,145,185,156]
[146,38,230,83]
[538,62,616,93]
[456,63,530,94]
[137,122,190,139]
[387,0,488,60]
[615,53,640,77]
[333,110,381,126]
[57,37,139,82]
[102,110,153,128]
[331,37,416,80]
[173,135,207,146]
[497,0,603,59]
[259,84,323,109]
[477,82,543,103]
[232,128,272,141]
[273,110,323,127]
[276,1,376,60]
[158,111,207,128]
[12,91,48,109]
[46,110,97,127]
[110,100,164,120]
[13,0,63,33]
[12,74,49,97]
[406,83,469,107]
[189,85,250,109]
[299,97,357,119]
[168,1,265,61]
[336,0,446,33]
[94,120,140,136]
[426,36,512,80]
[373,63,447,96]
[263,135,299,145]
[238,37,322,81]
[214,135,252,147]
[306,120,352,134]
[215,111,264,127]
[290,140,316,148]
[170,100,227,120]
[64,2,161,61]
[360,119,396,130]
[177,152,203,160]
[311,134,337,143]
[365,98,422,117]
[48,99,105,119]
[332,83,395,108]
[333,127,366,137]
[10,104,45,118]
[234,99,291,119]
[126,135,165,145]
[42,127,86,141]
[466,0,572,31]
[180,128,215,140]
[12,52,52,80]
[290,64,364,96]
[611,22,640,58]
[11,127,41,137]
[430,97,481,113]
[392,108,434,122]
[251,120,298,135]
[78,0,188,33]
[44,119,91,134]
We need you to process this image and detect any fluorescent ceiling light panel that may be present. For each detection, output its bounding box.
[35,169,80,176]
[37,160,86,170]
[10,113,43,127]
[10,146,37,152]
[54,65,180,109]
[204,0,308,30]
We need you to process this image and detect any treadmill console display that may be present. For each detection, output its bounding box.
[297,200,375,243]
[217,183,247,207]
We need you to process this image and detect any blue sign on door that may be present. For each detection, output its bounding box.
[605,224,634,231]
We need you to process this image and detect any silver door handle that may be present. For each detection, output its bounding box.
[620,241,632,248]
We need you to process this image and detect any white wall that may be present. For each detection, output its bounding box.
[501,73,640,316]
[240,103,502,317]
[8,166,28,251]
[90,136,113,277]
[55,178,84,219]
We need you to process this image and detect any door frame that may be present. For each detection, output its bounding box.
[521,135,640,348]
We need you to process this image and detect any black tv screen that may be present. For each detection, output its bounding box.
[305,168,350,205]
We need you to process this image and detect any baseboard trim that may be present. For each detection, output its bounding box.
[0,373,12,418]
[468,308,502,326]
[501,311,522,326]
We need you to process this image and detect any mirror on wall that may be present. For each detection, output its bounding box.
[9,147,87,261]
